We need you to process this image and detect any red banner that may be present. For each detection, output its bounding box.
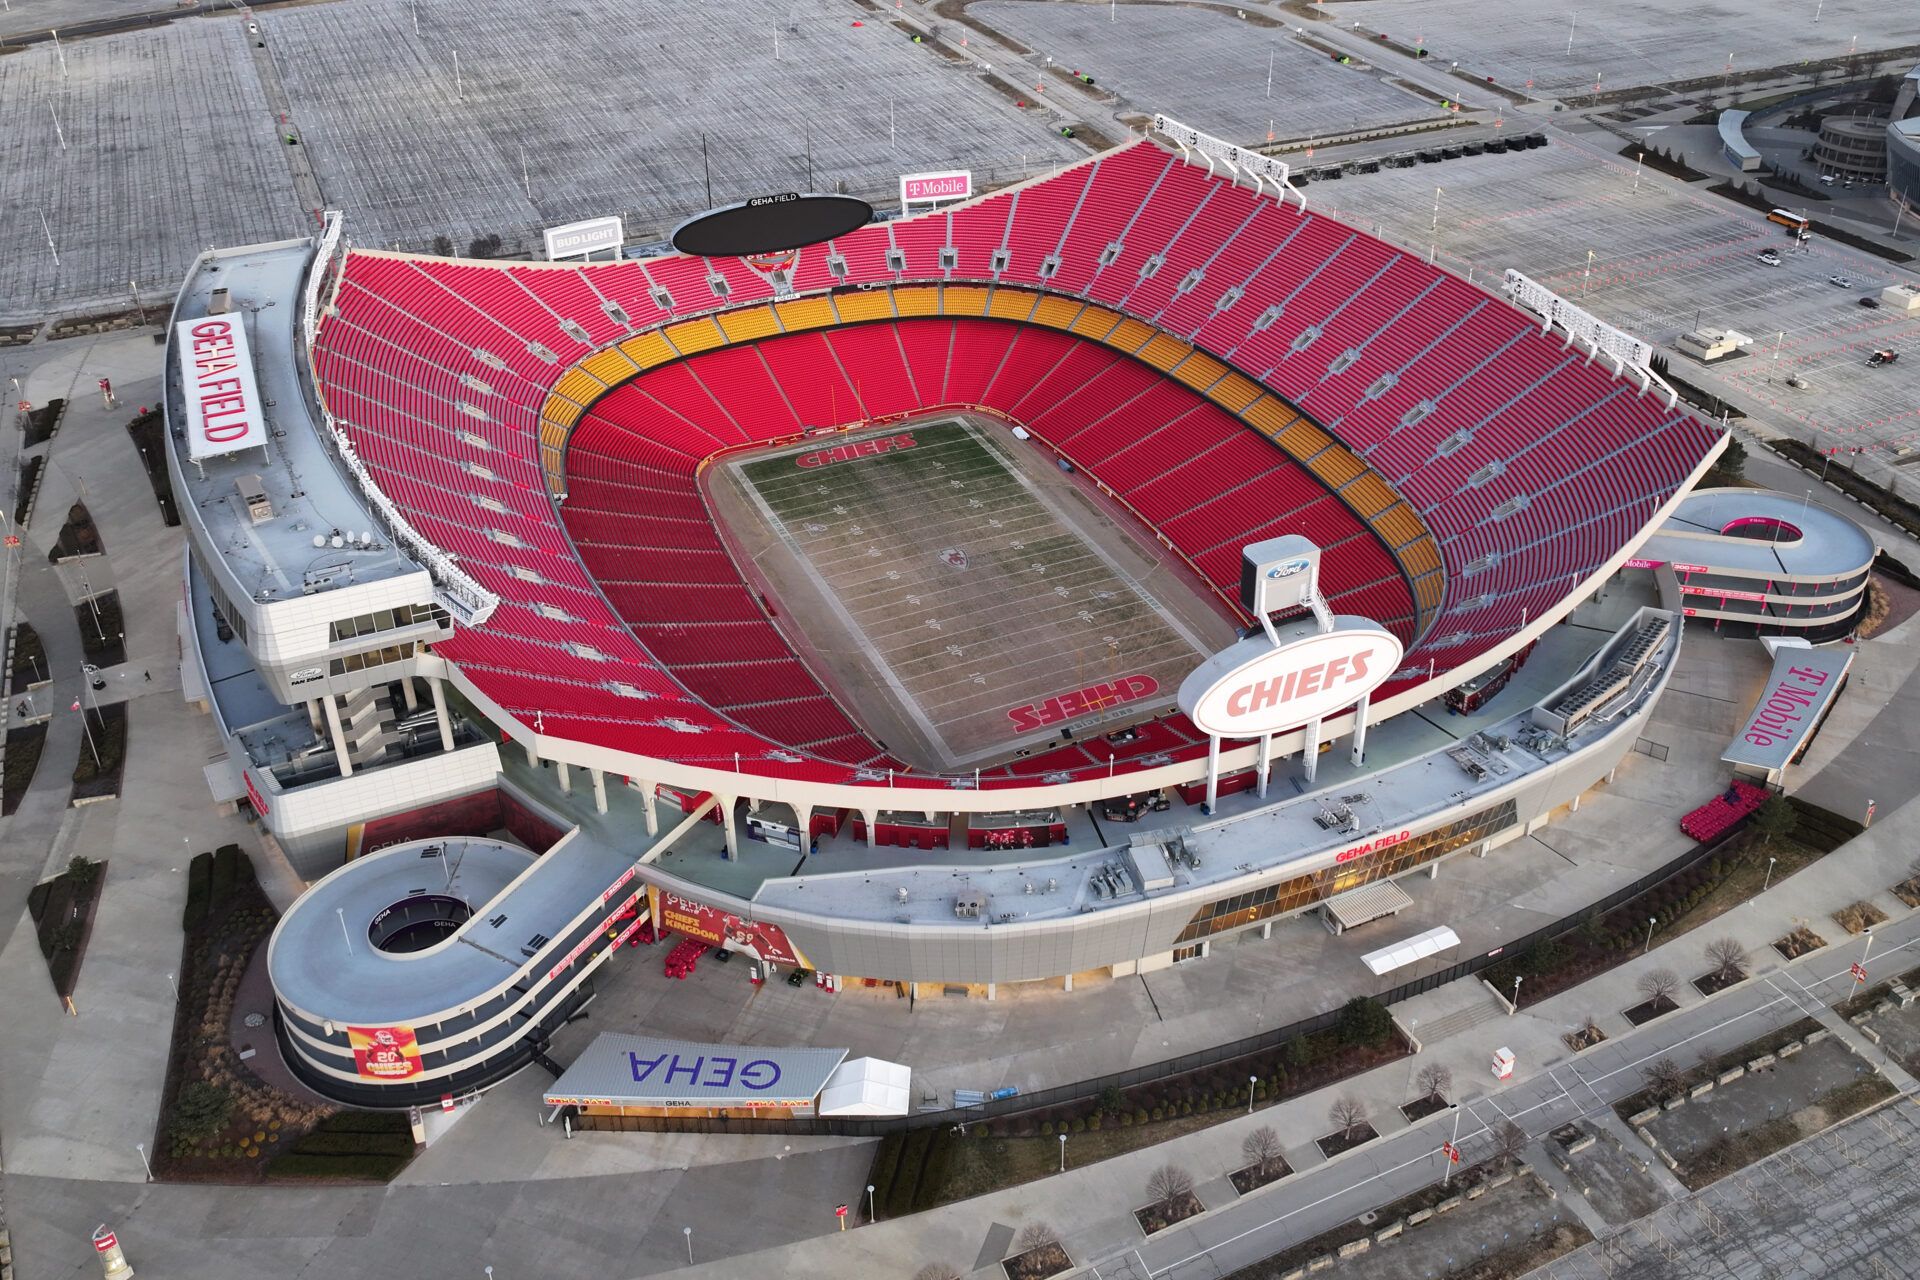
[1006,673,1158,731]
[349,1025,423,1079]
[655,889,809,968]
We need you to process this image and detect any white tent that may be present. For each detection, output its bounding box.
[1360,925,1461,977]
[816,1057,913,1117]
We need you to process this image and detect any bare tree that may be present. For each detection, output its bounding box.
[1414,1063,1454,1104]
[1145,1163,1195,1217]
[1013,1223,1059,1254]
[1494,1119,1529,1167]
[1641,1056,1685,1102]
[1328,1093,1369,1140]
[1705,937,1748,983]
[1637,967,1681,1009]
[1242,1125,1284,1179]
[913,1266,962,1280]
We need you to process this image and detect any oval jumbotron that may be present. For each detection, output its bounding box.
[670,192,875,257]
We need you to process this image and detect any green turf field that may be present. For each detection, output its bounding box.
[732,417,1209,767]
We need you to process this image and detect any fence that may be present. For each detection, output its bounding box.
[571,823,1747,1137]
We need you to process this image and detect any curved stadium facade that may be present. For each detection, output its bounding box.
[168,131,1723,1102]
[309,137,1718,793]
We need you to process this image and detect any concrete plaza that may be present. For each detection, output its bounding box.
[2,324,1920,1277]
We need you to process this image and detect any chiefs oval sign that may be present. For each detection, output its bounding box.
[1178,622,1403,739]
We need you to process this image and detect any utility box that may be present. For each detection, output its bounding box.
[1879,283,1920,313]
[1491,1046,1516,1080]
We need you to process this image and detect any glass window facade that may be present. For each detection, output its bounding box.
[1174,799,1519,944]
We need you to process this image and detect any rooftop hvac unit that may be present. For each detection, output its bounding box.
[953,891,987,919]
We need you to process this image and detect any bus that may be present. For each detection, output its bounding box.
[1767,209,1811,235]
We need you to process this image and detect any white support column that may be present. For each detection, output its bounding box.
[555,760,572,795]
[1255,732,1273,798]
[1260,920,1273,939]
[1428,860,1439,879]
[1204,733,1222,812]
[747,795,763,814]
[1062,973,1074,992]
[719,796,739,860]
[524,740,539,768]
[1606,766,1618,785]
[1348,697,1370,767]
[400,677,419,712]
[321,694,353,778]
[305,698,324,734]
[985,982,996,1001]
[862,807,881,848]
[637,780,659,835]
[1570,792,1581,813]
[1301,715,1322,786]
[590,768,608,815]
[428,676,454,752]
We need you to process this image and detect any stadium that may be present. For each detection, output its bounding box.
[168,118,1725,1102]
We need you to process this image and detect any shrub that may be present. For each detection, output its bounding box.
[1151,1106,1165,1122]
[263,1152,411,1181]
[1119,1111,1134,1127]
[168,1082,233,1144]
[1087,1114,1101,1131]
[1134,1108,1149,1125]
[1039,1121,1054,1136]
[1337,996,1394,1045]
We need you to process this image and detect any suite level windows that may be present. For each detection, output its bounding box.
[329,642,422,677]
[329,602,450,643]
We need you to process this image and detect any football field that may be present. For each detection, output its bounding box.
[727,418,1218,771]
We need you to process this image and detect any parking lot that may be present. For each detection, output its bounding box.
[1307,136,1920,464]
[1318,0,1920,98]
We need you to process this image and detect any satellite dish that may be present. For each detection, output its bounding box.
[360,531,373,546]
[311,535,326,548]
[330,535,344,548]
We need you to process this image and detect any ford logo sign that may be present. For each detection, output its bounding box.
[1266,559,1311,580]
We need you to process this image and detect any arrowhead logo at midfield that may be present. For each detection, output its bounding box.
[939,548,969,570]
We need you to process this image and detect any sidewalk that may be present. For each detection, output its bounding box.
[662,780,1920,1279]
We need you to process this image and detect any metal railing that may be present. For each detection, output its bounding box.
[571,823,1746,1137]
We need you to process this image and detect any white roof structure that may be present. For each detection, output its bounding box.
[1360,925,1462,977]
[816,1057,913,1117]
[1324,879,1414,933]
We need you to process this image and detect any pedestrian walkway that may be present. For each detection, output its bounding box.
[661,789,1920,1280]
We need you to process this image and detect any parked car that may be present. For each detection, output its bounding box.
[1829,275,1854,287]
[1757,250,1781,266]
[1867,349,1899,367]
[1785,374,1811,389]
[1820,173,1836,186]
[1860,296,1881,309]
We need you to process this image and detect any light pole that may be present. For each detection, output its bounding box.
[1443,1105,1462,1187]
[1862,927,1874,970]
[1763,856,1777,892]
[1510,974,1521,1015]
[1247,1074,1258,1113]
[1058,1132,1067,1172]
[866,1183,876,1222]
[683,1226,693,1263]
[484,1268,493,1280]
[1431,186,1442,233]
[166,972,178,1001]
[336,906,354,955]
[1643,915,1656,955]
[134,1141,151,1181]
